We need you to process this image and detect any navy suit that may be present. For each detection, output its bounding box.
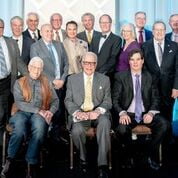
[23,29,41,41]
[145,28,152,41]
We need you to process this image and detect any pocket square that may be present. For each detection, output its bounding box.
[169,50,173,53]
[99,86,102,89]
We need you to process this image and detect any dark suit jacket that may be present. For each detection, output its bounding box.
[165,32,172,41]
[92,32,122,74]
[30,39,68,82]
[112,70,160,116]
[23,29,41,41]
[3,36,27,91]
[145,29,152,41]
[65,72,112,128]
[21,35,34,64]
[77,30,101,52]
[142,38,178,100]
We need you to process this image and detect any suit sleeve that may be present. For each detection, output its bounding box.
[173,46,178,89]
[64,77,81,115]
[112,73,125,115]
[99,37,122,73]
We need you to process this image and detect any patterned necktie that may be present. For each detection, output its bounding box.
[157,43,163,66]
[87,31,92,44]
[55,31,60,42]
[134,74,142,123]
[138,30,143,45]
[0,43,8,78]
[174,35,178,43]
[83,76,93,111]
[32,32,38,41]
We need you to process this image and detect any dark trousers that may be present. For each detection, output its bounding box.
[116,113,169,161]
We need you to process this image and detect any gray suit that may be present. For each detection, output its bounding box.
[0,36,27,145]
[65,72,112,166]
[30,39,68,82]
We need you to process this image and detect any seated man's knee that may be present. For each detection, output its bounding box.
[116,124,128,136]
[72,124,85,137]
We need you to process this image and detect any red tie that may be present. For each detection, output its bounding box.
[138,30,143,45]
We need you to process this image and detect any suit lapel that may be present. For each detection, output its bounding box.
[99,32,112,54]
[92,73,98,104]
[79,73,85,103]
[161,39,170,68]
[128,71,134,97]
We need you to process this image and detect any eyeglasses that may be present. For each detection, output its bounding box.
[99,22,111,24]
[0,26,4,29]
[122,30,132,33]
[82,61,96,66]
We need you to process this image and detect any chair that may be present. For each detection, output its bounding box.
[132,125,162,166]
[69,128,114,170]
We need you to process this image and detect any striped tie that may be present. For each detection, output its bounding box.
[0,43,8,78]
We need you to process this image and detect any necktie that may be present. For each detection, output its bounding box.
[87,31,92,44]
[47,43,56,66]
[138,30,143,45]
[55,31,60,42]
[174,35,178,43]
[83,76,93,111]
[157,43,163,66]
[101,34,107,39]
[134,74,142,123]
[32,32,38,41]
[0,43,8,78]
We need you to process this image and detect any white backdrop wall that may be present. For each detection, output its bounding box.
[24,0,116,33]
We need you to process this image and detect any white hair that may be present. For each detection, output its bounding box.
[29,57,44,68]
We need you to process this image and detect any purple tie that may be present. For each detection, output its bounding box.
[135,74,142,123]
[138,30,143,45]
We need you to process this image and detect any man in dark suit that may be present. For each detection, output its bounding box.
[112,49,168,170]
[65,52,112,178]
[166,14,178,43]
[92,14,122,80]
[134,11,152,46]
[30,23,68,142]
[77,12,100,52]
[23,12,41,41]
[50,13,67,42]
[142,21,178,121]
[10,16,34,65]
[0,18,27,145]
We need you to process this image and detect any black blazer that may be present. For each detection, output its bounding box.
[145,29,153,41]
[21,35,34,64]
[112,70,160,116]
[92,32,122,74]
[165,32,172,41]
[77,30,100,52]
[142,38,178,98]
[23,29,41,41]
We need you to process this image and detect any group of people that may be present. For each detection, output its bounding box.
[0,10,178,178]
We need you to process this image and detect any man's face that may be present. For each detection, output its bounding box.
[0,21,4,37]
[26,14,39,31]
[153,23,166,42]
[82,15,94,31]
[129,53,144,73]
[41,25,53,43]
[135,13,146,29]
[99,16,111,33]
[82,55,97,76]
[28,61,43,80]
[66,23,77,39]
[11,19,23,37]
[51,14,62,30]
[169,15,178,31]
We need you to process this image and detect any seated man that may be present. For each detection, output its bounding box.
[1,57,59,177]
[65,52,112,178]
[112,49,168,170]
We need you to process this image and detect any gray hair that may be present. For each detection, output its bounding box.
[82,52,98,63]
[29,57,44,68]
[152,20,166,30]
[50,13,63,23]
[81,12,95,22]
[0,18,4,27]
[120,23,136,39]
[10,16,23,26]
[27,12,39,21]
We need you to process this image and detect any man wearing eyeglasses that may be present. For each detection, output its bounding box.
[65,52,112,178]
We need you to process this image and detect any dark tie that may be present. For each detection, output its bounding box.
[32,32,38,41]
[138,30,143,45]
[47,43,56,66]
[55,31,60,42]
[134,74,142,123]
[157,43,163,66]
[101,34,107,39]
[0,43,8,78]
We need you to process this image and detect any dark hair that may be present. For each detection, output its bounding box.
[128,49,144,60]
[66,20,78,29]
